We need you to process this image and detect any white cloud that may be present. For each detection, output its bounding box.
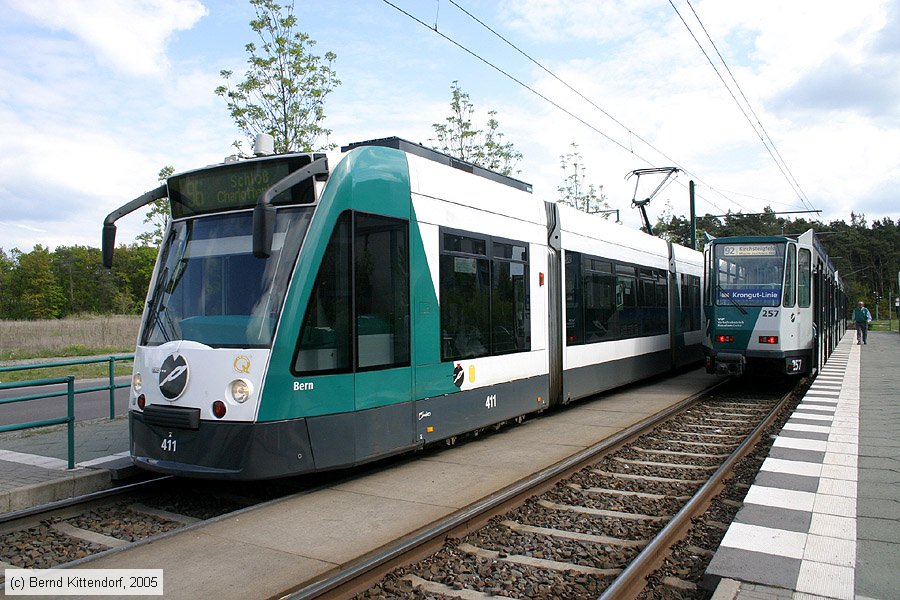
[1,0,898,254]
[484,0,900,225]
[9,0,208,77]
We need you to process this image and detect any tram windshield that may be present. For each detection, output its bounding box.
[141,207,313,348]
[713,242,785,307]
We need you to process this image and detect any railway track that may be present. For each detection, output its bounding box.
[0,475,315,585]
[285,378,805,600]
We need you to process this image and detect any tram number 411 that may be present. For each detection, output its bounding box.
[485,394,498,409]
[161,436,177,452]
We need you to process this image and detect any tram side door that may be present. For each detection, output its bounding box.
[352,213,415,457]
[812,262,823,373]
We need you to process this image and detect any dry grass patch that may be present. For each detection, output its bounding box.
[0,315,141,361]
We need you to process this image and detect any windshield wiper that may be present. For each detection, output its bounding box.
[144,267,172,342]
[716,284,748,315]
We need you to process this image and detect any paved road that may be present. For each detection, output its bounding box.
[0,377,131,426]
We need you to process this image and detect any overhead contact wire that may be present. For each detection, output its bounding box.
[381,1,655,163]
[385,0,754,215]
[445,0,746,213]
[684,0,813,211]
[671,0,815,212]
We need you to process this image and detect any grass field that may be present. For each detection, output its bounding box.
[0,315,140,382]
[868,318,899,332]
[0,315,140,361]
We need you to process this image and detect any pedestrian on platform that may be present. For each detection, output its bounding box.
[853,300,872,345]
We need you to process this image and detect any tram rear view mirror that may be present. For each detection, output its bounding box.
[253,204,276,258]
[252,156,329,258]
[102,224,117,268]
[101,184,168,269]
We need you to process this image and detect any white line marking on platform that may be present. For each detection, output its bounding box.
[0,449,68,470]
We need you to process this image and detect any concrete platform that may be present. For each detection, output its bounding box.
[707,330,900,600]
[62,367,714,600]
[0,416,134,513]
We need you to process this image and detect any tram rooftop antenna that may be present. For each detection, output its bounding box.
[625,167,680,236]
[253,133,275,157]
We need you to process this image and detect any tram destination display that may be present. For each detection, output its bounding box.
[168,156,314,218]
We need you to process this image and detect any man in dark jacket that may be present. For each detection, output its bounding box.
[853,301,872,344]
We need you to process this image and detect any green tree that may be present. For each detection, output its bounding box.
[654,205,900,318]
[137,166,174,247]
[0,248,15,318]
[557,143,609,214]
[654,202,694,246]
[215,0,340,153]
[112,245,159,314]
[12,246,65,319]
[52,245,105,315]
[431,81,523,176]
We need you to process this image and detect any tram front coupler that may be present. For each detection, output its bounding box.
[712,352,745,376]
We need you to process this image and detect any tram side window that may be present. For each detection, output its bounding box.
[565,251,584,345]
[567,256,669,344]
[616,265,639,337]
[355,214,410,369]
[294,212,410,374]
[440,231,530,360]
[798,248,811,308]
[295,213,353,374]
[639,269,667,336]
[783,244,797,308]
[492,241,530,355]
[583,258,616,342]
[680,274,701,331]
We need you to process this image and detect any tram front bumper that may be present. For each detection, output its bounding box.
[712,352,745,376]
[130,411,316,480]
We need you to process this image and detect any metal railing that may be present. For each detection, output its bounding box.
[0,355,133,469]
[0,376,75,468]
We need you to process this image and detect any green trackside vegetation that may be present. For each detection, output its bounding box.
[0,316,138,382]
[0,360,134,384]
[868,318,899,332]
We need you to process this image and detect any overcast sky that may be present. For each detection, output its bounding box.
[1,0,898,252]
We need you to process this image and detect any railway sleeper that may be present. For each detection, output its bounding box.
[662,576,698,592]
[501,520,648,548]
[593,469,707,485]
[537,499,671,522]
[704,412,760,418]
[612,457,717,470]
[685,545,715,557]
[672,423,744,431]
[566,482,686,501]
[456,542,622,577]
[632,446,729,459]
[657,429,744,439]
[50,522,128,549]
[710,401,772,408]
[644,436,735,449]
[403,574,512,600]
[128,502,201,526]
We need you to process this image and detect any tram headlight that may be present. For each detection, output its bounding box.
[132,372,143,393]
[229,379,252,403]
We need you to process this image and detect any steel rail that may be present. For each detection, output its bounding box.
[596,386,795,600]
[0,474,170,526]
[280,380,728,600]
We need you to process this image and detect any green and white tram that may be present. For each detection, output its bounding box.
[103,136,704,479]
[703,230,846,377]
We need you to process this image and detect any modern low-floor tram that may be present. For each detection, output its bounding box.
[103,136,704,479]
